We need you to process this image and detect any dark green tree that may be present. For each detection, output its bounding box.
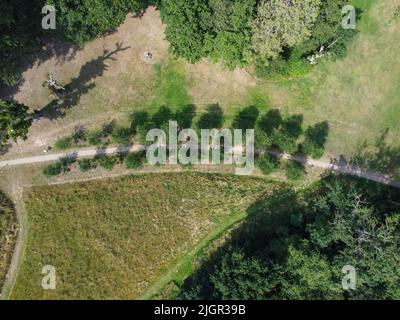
[0,99,32,148]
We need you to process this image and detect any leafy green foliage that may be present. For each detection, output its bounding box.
[0,1,42,85]
[255,109,304,153]
[78,158,97,172]
[50,0,148,44]
[95,154,117,171]
[285,160,305,181]
[54,136,73,150]
[300,121,330,158]
[159,0,255,68]
[125,151,146,169]
[42,162,62,177]
[256,153,280,175]
[251,0,320,60]
[0,99,32,148]
[111,126,133,145]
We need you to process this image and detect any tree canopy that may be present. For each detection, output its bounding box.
[0,99,32,148]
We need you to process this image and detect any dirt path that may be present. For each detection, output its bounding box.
[1,145,399,188]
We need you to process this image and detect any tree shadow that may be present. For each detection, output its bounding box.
[179,187,304,299]
[39,42,130,120]
[0,38,82,101]
[197,104,224,129]
[330,129,400,176]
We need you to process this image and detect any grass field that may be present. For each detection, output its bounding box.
[10,172,281,299]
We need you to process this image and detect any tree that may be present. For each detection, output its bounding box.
[0,0,43,85]
[251,0,320,60]
[0,99,32,149]
[51,0,148,44]
[300,121,329,158]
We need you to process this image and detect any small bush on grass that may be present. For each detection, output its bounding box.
[78,159,97,172]
[256,153,280,175]
[43,162,62,177]
[72,125,87,144]
[125,151,146,169]
[112,126,133,145]
[300,121,330,159]
[55,137,73,150]
[88,131,103,146]
[95,154,117,171]
[285,160,306,181]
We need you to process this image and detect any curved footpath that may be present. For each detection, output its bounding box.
[0,145,399,188]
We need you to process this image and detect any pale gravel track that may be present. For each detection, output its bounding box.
[0,145,399,189]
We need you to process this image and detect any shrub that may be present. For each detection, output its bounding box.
[55,136,73,150]
[88,131,103,146]
[256,153,280,175]
[72,125,87,144]
[125,151,146,169]
[112,126,133,145]
[95,155,117,171]
[42,162,62,177]
[78,159,97,172]
[285,160,305,181]
[300,121,330,159]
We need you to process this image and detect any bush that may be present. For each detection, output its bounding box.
[255,50,312,80]
[125,151,146,169]
[95,155,117,171]
[72,125,87,144]
[42,162,62,177]
[78,159,97,172]
[55,137,73,150]
[256,153,280,175]
[285,160,305,181]
[88,131,103,146]
[112,126,133,145]
[300,121,329,159]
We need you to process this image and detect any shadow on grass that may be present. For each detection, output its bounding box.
[39,42,130,120]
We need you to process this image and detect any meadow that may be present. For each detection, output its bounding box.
[10,172,281,299]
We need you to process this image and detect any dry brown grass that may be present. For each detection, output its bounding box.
[10,172,280,299]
